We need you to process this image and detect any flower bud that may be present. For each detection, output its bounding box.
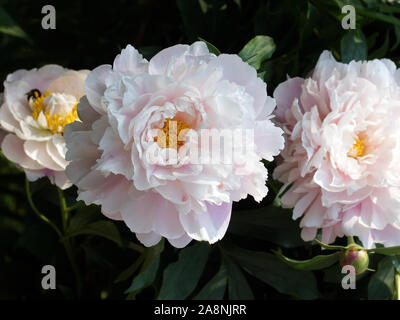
[340,245,369,275]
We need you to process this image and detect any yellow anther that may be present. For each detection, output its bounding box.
[30,91,79,134]
[155,117,191,149]
[348,136,366,159]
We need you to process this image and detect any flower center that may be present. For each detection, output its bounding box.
[154,117,191,149]
[29,90,79,134]
[348,136,366,159]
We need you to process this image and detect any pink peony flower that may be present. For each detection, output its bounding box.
[64,42,284,248]
[0,65,89,189]
[273,51,400,249]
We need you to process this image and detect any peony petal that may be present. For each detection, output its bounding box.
[301,227,317,241]
[167,233,192,248]
[209,54,268,118]
[95,127,134,178]
[148,44,190,75]
[46,135,68,169]
[52,171,72,190]
[47,70,89,100]
[136,232,162,247]
[293,190,318,220]
[254,120,284,161]
[1,134,44,170]
[180,201,232,243]
[85,65,112,114]
[299,198,325,228]
[113,45,148,75]
[0,102,21,134]
[24,140,64,171]
[273,77,304,123]
[121,190,185,239]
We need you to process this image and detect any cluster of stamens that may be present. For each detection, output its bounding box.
[29,89,79,134]
[154,117,191,149]
[348,136,366,159]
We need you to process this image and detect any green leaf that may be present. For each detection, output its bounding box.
[66,207,143,252]
[114,254,145,284]
[158,242,211,300]
[257,60,274,83]
[123,240,164,296]
[391,256,400,274]
[225,256,254,300]
[223,244,320,299]
[369,31,389,59]
[141,239,165,271]
[367,32,379,51]
[239,35,276,70]
[368,256,395,300]
[125,256,160,294]
[65,220,123,247]
[229,206,305,248]
[367,246,400,256]
[233,0,241,9]
[198,37,221,55]
[16,223,57,261]
[340,29,367,63]
[0,7,31,42]
[391,26,400,51]
[356,6,400,27]
[274,249,341,271]
[194,263,227,300]
[66,205,99,235]
[323,263,346,283]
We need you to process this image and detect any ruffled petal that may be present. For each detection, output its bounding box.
[180,201,232,243]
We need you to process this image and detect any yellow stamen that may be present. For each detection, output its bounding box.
[348,137,366,159]
[154,117,191,149]
[31,91,50,120]
[31,91,79,134]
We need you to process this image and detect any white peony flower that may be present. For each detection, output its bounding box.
[65,42,284,248]
[0,65,89,189]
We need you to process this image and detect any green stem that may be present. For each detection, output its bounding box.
[26,178,83,297]
[66,201,83,212]
[128,242,145,253]
[25,178,62,238]
[57,188,68,230]
[57,188,83,297]
[395,273,400,300]
[314,239,346,251]
[347,236,356,246]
